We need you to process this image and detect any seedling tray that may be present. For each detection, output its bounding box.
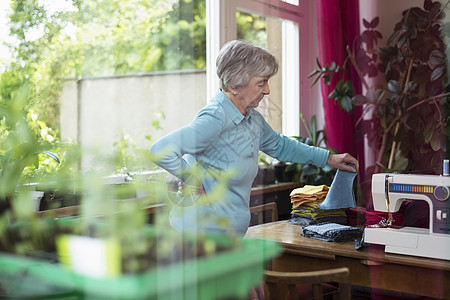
[0,237,280,300]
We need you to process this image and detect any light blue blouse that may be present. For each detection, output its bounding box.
[149,90,329,235]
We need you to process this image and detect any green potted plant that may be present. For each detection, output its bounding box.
[1,157,281,299]
[0,86,60,205]
[0,92,281,299]
[253,153,277,186]
[309,0,450,175]
[286,113,337,187]
[0,85,62,257]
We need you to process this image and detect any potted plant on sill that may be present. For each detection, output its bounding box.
[0,94,281,300]
[286,113,337,187]
[309,0,450,177]
[0,85,62,257]
[252,153,277,186]
[1,159,281,299]
[0,87,60,208]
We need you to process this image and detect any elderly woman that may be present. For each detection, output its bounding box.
[149,40,358,236]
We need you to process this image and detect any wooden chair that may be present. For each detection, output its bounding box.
[263,267,351,300]
[249,202,278,226]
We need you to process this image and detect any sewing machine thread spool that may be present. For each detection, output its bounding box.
[443,159,449,177]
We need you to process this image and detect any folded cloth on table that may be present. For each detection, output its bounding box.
[290,185,329,209]
[291,191,328,208]
[290,185,329,196]
[289,215,348,226]
[291,205,346,219]
[301,222,363,242]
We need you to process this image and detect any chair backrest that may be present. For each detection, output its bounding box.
[249,202,278,226]
[264,267,351,300]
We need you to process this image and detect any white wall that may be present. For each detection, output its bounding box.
[298,0,324,137]
[60,70,207,169]
[359,0,424,45]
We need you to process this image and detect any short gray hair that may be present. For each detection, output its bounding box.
[216,40,279,92]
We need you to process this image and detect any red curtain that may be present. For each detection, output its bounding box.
[316,0,367,202]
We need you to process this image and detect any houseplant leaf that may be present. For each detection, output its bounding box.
[39,151,60,164]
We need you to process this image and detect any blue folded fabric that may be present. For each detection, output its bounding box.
[301,222,363,242]
[318,164,357,210]
[288,215,348,226]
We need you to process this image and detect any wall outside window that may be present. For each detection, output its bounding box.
[60,70,206,169]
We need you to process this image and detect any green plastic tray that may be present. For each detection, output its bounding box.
[0,237,280,300]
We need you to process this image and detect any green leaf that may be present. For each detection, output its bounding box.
[429,49,444,66]
[387,30,400,46]
[316,57,322,69]
[310,115,317,145]
[387,80,400,93]
[430,66,444,82]
[329,61,336,71]
[302,164,319,176]
[32,155,39,169]
[300,113,310,136]
[376,89,386,102]
[403,81,415,93]
[392,148,409,170]
[311,75,322,87]
[307,70,320,78]
[321,164,334,173]
[328,89,339,99]
[343,81,355,95]
[397,33,407,48]
[39,150,60,164]
[441,22,450,38]
[430,130,442,151]
[340,96,354,113]
[423,121,434,144]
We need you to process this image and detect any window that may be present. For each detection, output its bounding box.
[2,0,319,170]
[207,0,311,136]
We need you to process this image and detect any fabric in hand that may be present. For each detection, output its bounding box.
[318,165,357,210]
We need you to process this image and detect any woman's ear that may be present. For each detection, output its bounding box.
[228,86,239,96]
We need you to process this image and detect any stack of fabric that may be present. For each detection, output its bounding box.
[288,185,348,226]
[301,222,363,242]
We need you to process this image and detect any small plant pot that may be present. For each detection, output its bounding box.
[274,164,294,182]
[253,168,276,186]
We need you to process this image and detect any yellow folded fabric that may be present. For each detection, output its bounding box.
[290,185,329,196]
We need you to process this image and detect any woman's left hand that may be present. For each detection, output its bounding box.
[327,153,359,172]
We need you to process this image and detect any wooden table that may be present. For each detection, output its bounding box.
[245,220,450,299]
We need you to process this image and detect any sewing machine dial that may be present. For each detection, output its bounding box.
[434,185,449,201]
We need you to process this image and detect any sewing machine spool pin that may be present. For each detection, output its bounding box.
[384,175,394,226]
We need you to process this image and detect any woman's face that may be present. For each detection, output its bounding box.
[236,75,271,113]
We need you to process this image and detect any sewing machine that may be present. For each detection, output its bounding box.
[364,173,450,260]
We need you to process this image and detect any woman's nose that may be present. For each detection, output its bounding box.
[263,83,270,95]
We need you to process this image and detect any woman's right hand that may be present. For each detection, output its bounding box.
[178,181,206,196]
[327,153,359,172]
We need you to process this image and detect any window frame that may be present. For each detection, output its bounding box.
[206,0,314,136]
